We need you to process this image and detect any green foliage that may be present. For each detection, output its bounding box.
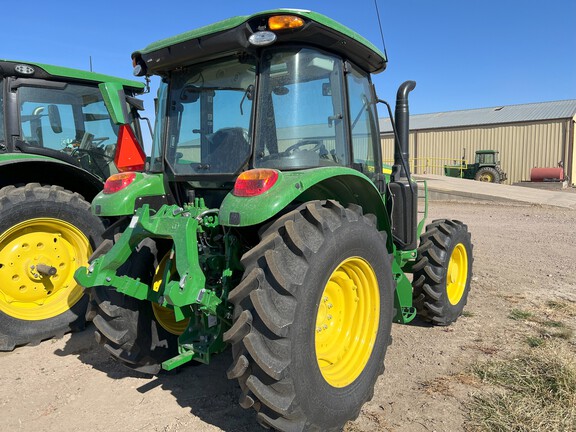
[541,320,565,328]
[525,336,544,348]
[508,309,533,321]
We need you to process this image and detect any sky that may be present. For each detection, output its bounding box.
[4,0,575,129]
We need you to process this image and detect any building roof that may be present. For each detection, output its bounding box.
[379,99,576,133]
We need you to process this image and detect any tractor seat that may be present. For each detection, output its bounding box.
[205,127,250,173]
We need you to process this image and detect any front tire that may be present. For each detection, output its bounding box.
[412,219,473,325]
[0,184,103,350]
[224,200,394,431]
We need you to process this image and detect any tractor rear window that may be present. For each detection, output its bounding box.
[254,48,349,170]
[165,57,256,175]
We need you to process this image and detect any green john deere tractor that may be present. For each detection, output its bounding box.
[0,60,145,350]
[444,149,507,183]
[75,10,474,431]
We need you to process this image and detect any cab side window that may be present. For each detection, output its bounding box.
[346,65,380,175]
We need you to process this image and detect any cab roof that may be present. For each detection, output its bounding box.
[0,59,145,92]
[134,9,387,75]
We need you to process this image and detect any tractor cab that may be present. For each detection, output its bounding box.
[134,11,384,198]
[475,149,499,166]
[0,60,145,182]
[153,50,380,176]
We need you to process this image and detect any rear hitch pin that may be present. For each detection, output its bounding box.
[179,274,187,289]
[196,288,206,302]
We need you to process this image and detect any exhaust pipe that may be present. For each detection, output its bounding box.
[393,80,416,179]
[388,80,417,251]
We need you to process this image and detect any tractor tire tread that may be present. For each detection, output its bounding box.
[228,200,394,431]
[0,184,102,350]
[413,219,473,325]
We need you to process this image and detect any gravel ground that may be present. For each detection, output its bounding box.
[1,201,574,432]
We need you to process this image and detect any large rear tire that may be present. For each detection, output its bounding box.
[412,219,473,325]
[0,184,103,351]
[224,200,394,431]
[91,239,180,374]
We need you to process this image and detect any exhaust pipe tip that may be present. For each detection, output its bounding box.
[396,80,416,103]
[393,80,417,179]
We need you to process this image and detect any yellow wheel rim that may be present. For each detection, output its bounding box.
[315,257,380,388]
[478,172,494,182]
[0,218,90,320]
[151,252,189,335]
[446,243,468,305]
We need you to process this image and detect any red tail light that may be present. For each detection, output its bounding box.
[114,124,146,172]
[233,169,279,197]
[103,172,137,194]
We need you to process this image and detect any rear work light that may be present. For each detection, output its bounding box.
[233,169,279,197]
[114,124,146,172]
[103,172,137,194]
[268,15,305,30]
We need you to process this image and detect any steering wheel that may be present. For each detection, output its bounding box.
[91,137,110,147]
[284,139,325,154]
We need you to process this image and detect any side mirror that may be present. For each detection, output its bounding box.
[180,85,200,103]
[322,82,332,96]
[47,104,62,133]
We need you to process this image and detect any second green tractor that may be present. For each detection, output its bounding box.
[444,149,507,183]
[76,10,474,432]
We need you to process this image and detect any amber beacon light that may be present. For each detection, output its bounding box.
[268,15,305,30]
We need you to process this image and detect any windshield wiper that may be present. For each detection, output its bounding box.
[240,84,254,115]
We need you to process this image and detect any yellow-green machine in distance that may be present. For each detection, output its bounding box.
[444,149,508,183]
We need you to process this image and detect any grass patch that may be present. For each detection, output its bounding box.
[546,300,568,310]
[525,336,544,348]
[545,299,575,312]
[462,310,475,318]
[508,309,533,321]
[541,320,565,328]
[465,342,576,432]
[540,327,575,341]
[545,299,576,317]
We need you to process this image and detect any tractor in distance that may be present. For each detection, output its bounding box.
[0,60,146,350]
[444,148,507,183]
[75,9,474,432]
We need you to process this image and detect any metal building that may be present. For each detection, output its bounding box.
[379,100,576,186]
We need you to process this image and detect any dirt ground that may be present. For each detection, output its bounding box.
[1,201,574,432]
